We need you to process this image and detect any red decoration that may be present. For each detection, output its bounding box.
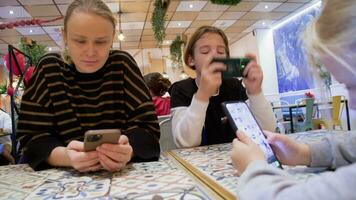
[24,66,35,87]
[304,91,315,99]
[0,17,63,30]
[3,51,26,76]
[7,86,14,96]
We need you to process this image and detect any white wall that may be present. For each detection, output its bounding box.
[229,30,279,102]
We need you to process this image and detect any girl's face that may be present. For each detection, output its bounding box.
[188,32,227,76]
[63,12,114,73]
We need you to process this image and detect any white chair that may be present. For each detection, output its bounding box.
[158,115,177,151]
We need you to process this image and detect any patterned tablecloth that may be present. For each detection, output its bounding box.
[0,154,214,200]
[169,130,354,199]
[0,130,352,200]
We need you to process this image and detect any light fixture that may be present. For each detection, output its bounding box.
[118,32,125,41]
[262,22,266,26]
[264,5,269,9]
[189,4,193,8]
[272,0,321,31]
[48,47,52,51]
[179,71,188,80]
[177,22,181,27]
[117,1,125,42]
[29,29,33,33]
[9,10,14,15]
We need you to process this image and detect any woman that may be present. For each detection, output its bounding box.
[143,72,171,116]
[17,0,160,172]
[231,0,356,199]
[169,26,276,148]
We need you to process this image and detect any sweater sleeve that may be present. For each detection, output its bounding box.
[238,161,356,200]
[17,54,63,170]
[307,133,356,168]
[238,133,356,200]
[171,95,209,148]
[247,92,276,131]
[121,52,160,161]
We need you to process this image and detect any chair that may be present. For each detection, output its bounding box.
[271,100,290,134]
[313,95,345,130]
[158,115,177,151]
[294,98,315,132]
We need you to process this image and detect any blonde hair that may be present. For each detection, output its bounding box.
[184,26,230,70]
[62,0,117,64]
[303,0,356,67]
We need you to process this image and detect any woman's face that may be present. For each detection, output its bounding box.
[188,32,227,76]
[63,12,114,73]
[319,45,356,91]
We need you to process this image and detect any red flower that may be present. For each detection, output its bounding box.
[304,91,315,99]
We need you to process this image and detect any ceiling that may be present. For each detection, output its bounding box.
[0,0,314,56]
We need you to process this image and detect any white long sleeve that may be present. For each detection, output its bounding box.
[171,95,209,148]
[247,92,276,132]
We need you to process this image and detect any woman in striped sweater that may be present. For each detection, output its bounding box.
[16,0,160,171]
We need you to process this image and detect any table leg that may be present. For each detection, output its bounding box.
[289,107,294,133]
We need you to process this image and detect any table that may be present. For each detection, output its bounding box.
[273,99,350,133]
[0,130,350,200]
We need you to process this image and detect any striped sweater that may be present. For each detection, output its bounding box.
[17,50,160,170]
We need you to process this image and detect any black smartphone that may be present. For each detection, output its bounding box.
[212,57,250,79]
[222,101,282,168]
[84,129,121,151]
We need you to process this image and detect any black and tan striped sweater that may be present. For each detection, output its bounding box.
[17,50,160,170]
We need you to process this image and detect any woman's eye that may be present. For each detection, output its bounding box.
[75,40,85,44]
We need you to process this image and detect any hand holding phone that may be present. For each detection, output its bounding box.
[222,101,282,168]
[212,57,250,79]
[84,129,121,151]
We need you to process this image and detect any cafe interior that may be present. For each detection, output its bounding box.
[0,0,354,199]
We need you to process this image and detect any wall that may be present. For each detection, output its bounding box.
[229,30,279,101]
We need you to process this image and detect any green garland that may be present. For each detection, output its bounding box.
[18,37,47,67]
[151,0,169,45]
[170,36,184,69]
[210,0,241,5]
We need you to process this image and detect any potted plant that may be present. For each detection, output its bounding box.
[151,0,170,45]
[210,0,241,5]
[19,37,47,67]
[170,36,184,70]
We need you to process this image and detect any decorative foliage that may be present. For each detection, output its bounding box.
[317,65,332,88]
[0,84,6,94]
[0,17,62,30]
[18,37,47,67]
[210,0,241,6]
[170,36,184,69]
[151,0,169,45]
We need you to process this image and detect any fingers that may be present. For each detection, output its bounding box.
[244,53,256,62]
[67,140,85,151]
[99,153,126,172]
[236,131,253,145]
[118,135,129,145]
[79,163,102,173]
[73,156,100,172]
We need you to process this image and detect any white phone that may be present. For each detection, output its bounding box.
[222,101,282,168]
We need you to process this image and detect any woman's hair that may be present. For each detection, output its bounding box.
[62,0,117,64]
[303,0,356,67]
[184,26,230,70]
[143,72,171,97]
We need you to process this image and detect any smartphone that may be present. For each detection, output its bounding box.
[84,129,121,151]
[212,57,250,79]
[221,101,282,168]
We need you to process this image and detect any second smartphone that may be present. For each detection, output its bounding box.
[222,101,282,168]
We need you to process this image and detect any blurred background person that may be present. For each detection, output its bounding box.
[144,72,171,116]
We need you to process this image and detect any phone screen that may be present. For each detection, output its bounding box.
[225,102,281,168]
